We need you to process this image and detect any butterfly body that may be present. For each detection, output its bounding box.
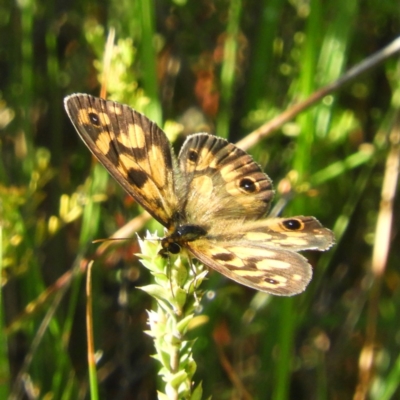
[65,94,334,296]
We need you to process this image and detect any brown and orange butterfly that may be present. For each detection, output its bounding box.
[64,94,334,296]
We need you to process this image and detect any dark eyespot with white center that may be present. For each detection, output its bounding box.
[239,177,257,193]
[188,149,199,163]
[88,112,100,126]
[282,219,302,230]
[265,278,279,285]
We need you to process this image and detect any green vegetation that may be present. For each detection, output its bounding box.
[1,0,399,399]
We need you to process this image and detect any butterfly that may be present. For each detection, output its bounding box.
[64,94,334,296]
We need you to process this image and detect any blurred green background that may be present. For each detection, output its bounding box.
[1,0,400,399]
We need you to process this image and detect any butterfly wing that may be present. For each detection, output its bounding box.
[64,94,179,228]
[225,216,335,251]
[65,95,334,295]
[186,216,334,295]
[178,133,274,226]
[187,239,312,295]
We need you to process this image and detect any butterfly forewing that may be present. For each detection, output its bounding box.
[64,94,179,227]
[179,133,274,225]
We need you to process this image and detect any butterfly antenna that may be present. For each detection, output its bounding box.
[92,237,130,244]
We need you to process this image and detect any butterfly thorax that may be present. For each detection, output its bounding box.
[160,224,207,256]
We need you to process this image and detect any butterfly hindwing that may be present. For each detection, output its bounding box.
[186,215,333,295]
[187,237,312,295]
[64,94,179,227]
[224,216,335,251]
